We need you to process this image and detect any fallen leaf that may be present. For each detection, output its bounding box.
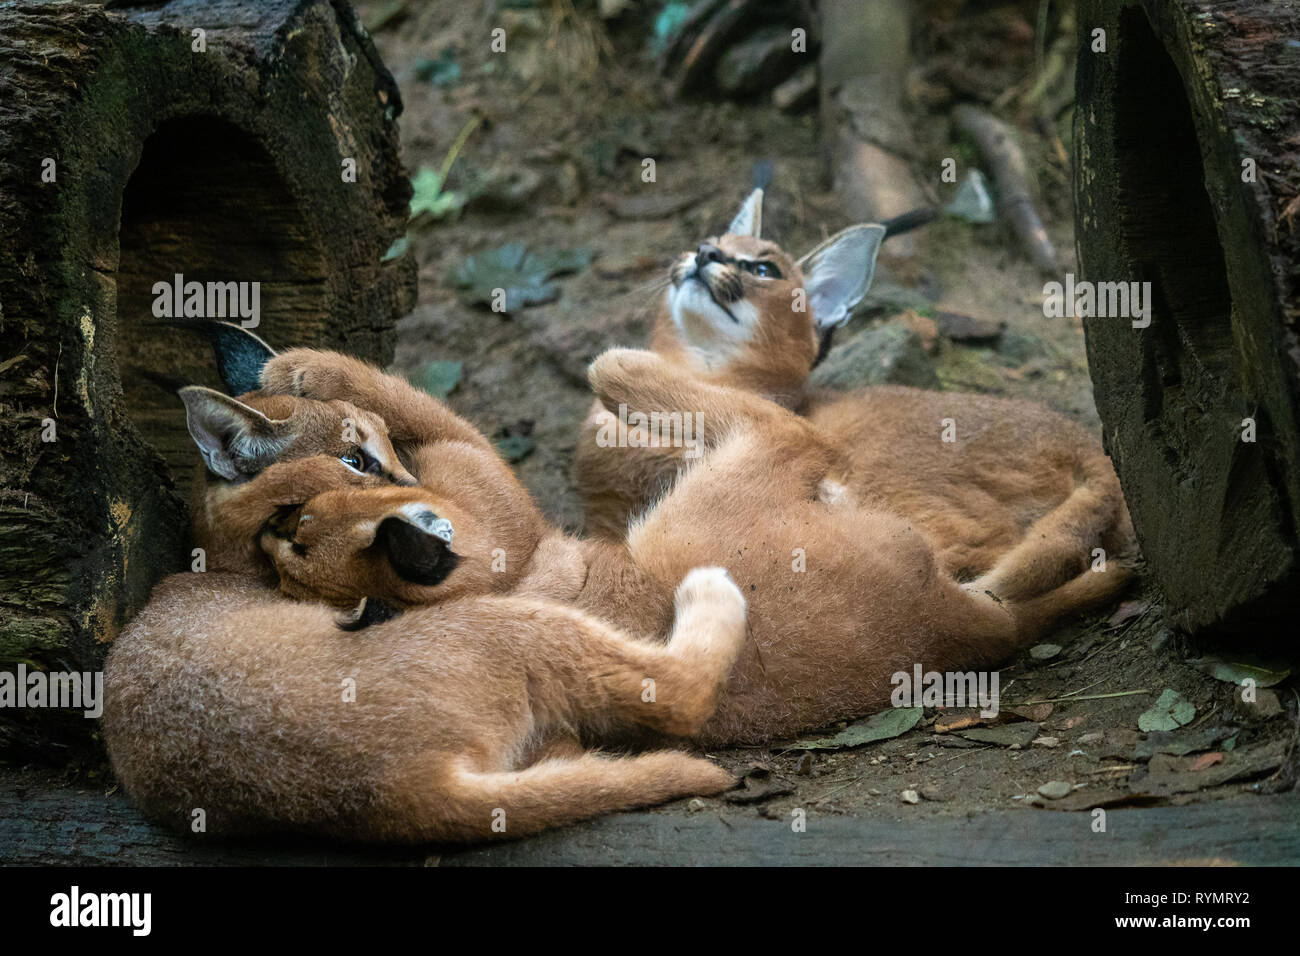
[1138,689,1196,732]
[1134,726,1237,760]
[409,166,466,223]
[407,360,462,399]
[959,722,1039,748]
[788,707,922,751]
[1188,752,1224,772]
[1010,703,1053,722]
[1106,599,1149,628]
[724,766,795,804]
[450,243,591,312]
[933,708,984,733]
[1037,780,1072,800]
[1189,655,1291,689]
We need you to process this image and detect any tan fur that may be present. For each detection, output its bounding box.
[106,359,750,841]
[104,567,746,842]
[573,216,1137,627]
[231,349,1041,747]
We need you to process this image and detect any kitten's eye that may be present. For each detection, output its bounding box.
[745,261,782,279]
[340,452,364,472]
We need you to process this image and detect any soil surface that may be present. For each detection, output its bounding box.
[362,0,1300,828]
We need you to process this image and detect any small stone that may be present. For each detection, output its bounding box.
[687,798,707,812]
[1037,780,1073,800]
[868,788,882,797]
[1236,687,1284,719]
[995,329,1049,365]
[1029,643,1062,661]
[900,789,921,804]
[811,319,940,391]
[934,310,1004,343]
[919,785,950,802]
[772,63,818,112]
[1032,736,1061,748]
[1078,732,1104,745]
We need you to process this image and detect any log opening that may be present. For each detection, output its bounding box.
[116,116,329,506]
[1114,8,1234,391]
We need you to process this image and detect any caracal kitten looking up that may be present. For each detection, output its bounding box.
[575,189,1137,612]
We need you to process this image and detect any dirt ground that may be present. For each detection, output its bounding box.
[347,0,1299,828]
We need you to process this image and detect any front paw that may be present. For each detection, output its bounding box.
[260,349,351,400]
[587,348,668,409]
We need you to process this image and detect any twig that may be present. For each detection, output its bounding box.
[952,103,1058,274]
[1010,689,1150,706]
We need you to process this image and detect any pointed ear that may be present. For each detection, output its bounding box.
[726,188,763,238]
[375,509,459,587]
[155,319,277,395]
[178,386,293,481]
[207,321,276,395]
[798,224,888,330]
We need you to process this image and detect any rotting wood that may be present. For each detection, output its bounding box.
[0,0,417,757]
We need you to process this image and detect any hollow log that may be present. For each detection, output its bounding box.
[0,0,416,754]
[1074,0,1300,637]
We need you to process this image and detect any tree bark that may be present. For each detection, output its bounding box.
[0,0,416,756]
[1074,0,1300,637]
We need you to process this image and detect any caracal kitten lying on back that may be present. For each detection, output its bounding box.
[227,340,1071,747]
[103,331,748,842]
[575,189,1137,611]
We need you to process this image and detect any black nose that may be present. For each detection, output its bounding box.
[696,243,725,266]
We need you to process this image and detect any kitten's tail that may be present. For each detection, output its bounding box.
[412,752,734,843]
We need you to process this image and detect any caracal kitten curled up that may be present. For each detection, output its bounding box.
[103,332,748,842]
[575,189,1137,613]
[239,343,1063,747]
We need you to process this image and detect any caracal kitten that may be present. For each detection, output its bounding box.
[103,328,748,842]
[575,189,1137,612]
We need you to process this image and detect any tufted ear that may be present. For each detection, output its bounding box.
[157,319,277,395]
[178,385,292,481]
[798,224,887,330]
[726,188,763,238]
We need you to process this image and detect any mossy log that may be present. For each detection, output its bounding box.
[1074,0,1300,636]
[0,0,416,754]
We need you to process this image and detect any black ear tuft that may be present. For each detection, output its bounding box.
[153,319,277,395]
[812,326,836,369]
[375,515,460,587]
[336,597,400,632]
